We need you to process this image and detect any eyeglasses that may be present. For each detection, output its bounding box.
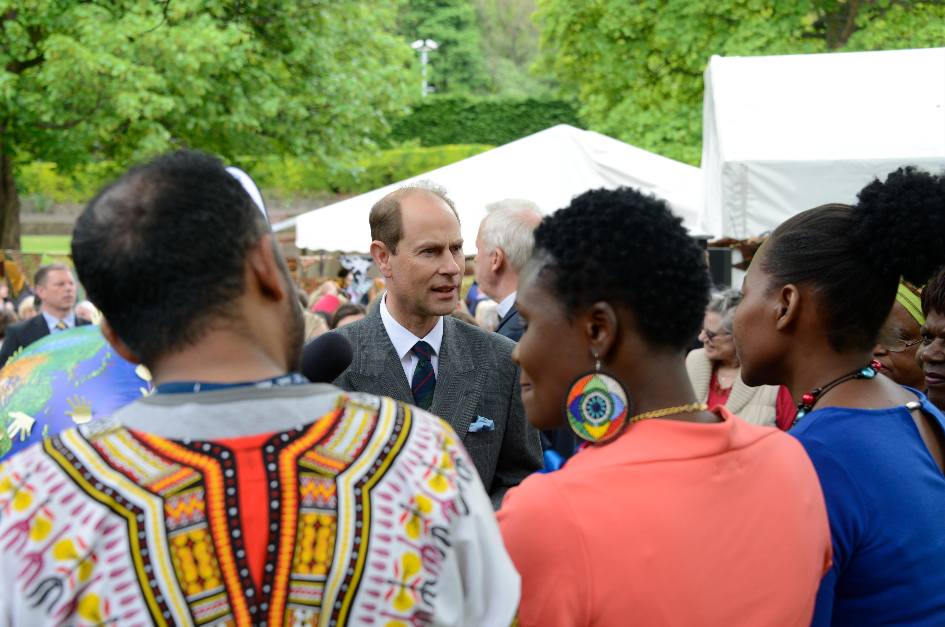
[701,328,731,342]
[882,337,924,353]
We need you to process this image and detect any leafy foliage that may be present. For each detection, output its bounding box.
[0,0,415,246]
[4,1,414,163]
[474,0,556,96]
[388,96,580,146]
[399,0,491,95]
[535,0,945,164]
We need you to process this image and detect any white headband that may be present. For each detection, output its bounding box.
[226,166,268,222]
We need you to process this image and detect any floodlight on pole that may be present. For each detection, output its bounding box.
[410,39,439,97]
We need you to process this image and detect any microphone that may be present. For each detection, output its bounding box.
[301,332,353,383]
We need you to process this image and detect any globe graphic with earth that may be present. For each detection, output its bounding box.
[0,325,151,460]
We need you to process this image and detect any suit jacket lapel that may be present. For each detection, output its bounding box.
[30,315,50,343]
[495,304,516,335]
[358,308,413,402]
[430,317,476,436]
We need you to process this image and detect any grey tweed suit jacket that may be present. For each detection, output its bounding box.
[332,308,543,508]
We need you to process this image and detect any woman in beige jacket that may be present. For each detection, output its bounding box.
[686,289,795,428]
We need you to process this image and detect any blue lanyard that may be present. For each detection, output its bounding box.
[154,373,308,395]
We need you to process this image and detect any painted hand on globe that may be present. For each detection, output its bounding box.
[65,396,93,425]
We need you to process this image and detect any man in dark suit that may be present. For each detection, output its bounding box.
[473,199,542,342]
[333,183,543,507]
[0,263,90,367]
[474,198,576,464]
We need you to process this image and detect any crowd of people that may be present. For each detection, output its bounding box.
[0,150,943,626]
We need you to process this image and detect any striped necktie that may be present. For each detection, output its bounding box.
[54,320,68,331]
[410,341,436,411]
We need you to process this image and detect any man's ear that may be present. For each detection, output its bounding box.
[246,234,288,302]
[371,240,394,278]
[775,283,801,332]
[492,246,505,273]
[100,319,141,365]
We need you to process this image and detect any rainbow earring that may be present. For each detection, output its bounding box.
[564,352,632,444]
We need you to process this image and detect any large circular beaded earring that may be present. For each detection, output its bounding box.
[564,353,632,444]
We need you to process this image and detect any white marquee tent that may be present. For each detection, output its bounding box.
[702,47,945,239]
[291,124,704,253]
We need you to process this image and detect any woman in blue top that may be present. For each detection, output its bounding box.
[733,167,945,626]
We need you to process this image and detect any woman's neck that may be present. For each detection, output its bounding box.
[784,350,876,408]
[618,352,718,423]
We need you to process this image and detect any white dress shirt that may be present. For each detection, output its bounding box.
[42,311,76,333]
[380,295,444,384]
[496,291,517,321]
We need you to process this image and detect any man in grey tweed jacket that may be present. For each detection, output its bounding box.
[332,182,543,508]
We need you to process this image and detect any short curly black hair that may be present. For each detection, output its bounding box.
[763,166,945,352]
[532,187,710,350]
[72,150,271,365]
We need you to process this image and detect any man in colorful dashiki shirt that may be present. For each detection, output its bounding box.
[0,151,519,626]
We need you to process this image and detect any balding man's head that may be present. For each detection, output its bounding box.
[369,181,460,254]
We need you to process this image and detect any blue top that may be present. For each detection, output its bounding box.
[791,390,945,626]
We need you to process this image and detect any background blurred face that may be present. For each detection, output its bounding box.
[512,264,588,431]
[473,227,497,297]
[384,192,464,319]
[335,312,364,328]
[699,311,737,365]
[873,301,925,390]
[36,269,76,314]
[918,310,945,408]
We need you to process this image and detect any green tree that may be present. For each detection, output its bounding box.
[0,0,413,249]
[474,0,557,96]
[535,0,945,165]
[399,0,491,95]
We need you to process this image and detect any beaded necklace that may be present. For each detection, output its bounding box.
[791,359,882,427]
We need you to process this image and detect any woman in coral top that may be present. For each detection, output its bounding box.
[497,187,831,627]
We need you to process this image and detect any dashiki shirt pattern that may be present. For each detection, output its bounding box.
[0,390,518,626]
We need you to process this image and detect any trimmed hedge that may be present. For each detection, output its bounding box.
[16,144,494,205]
[347,144,492,191]
[388,96,581,147]
[238,144,492,196]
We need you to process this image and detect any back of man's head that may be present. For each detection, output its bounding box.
[72,150,270,365]
[479,198,542,274]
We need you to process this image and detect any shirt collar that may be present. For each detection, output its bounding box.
[42,310,75,331]
[380,294,444,360]
[496,291,517,319]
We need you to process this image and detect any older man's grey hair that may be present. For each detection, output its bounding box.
[479,198,543,274]
[706,288,742,332]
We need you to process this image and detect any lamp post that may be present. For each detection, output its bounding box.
[411,39,439,98]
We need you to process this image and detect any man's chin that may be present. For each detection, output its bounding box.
[426,298,458,317]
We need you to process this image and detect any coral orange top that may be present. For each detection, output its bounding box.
[498,407,831,627]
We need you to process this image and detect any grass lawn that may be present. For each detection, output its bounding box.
[21,235,72,255]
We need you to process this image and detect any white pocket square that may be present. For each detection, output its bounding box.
[468,415,495,433]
